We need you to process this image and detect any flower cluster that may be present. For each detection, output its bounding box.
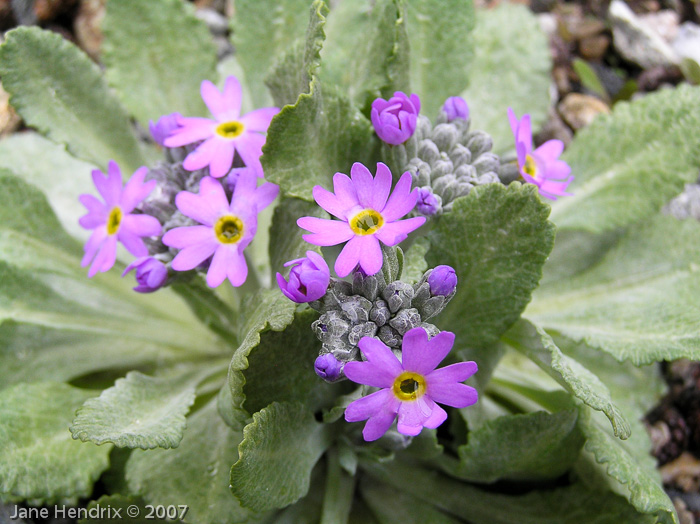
[78,76,279,290]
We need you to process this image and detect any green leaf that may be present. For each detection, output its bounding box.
[320,448,355,524]
[126,400,257,524]
[405,0,475,117]
[461,3,551,154]
[361,478,462,524]
[503,319,630,438]
[528,215,700,364]
[572,58,609,101]
[232,0,313,109]
[0,27,145,173]
[230,402,331,512]
[263,78,376,200]
[241,308,328,416]
[70,371,196,449]
[426,182,555,348]
[363,459,658,524]
[576,405,677,524]
[401,237,429,284]
[0,382,111,504]
[0,133,98,242]
[550,84,700,232]
[269,198,325,279]
[448,409,584,482]
[102,0,217,126]
[265,0,327,108]
[225,289,296,428]
[171,278,239,344]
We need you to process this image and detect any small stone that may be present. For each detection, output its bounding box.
[638,10,680,43]
[609,0,679,68]
[553,66,572,96]
[195,7,229,36]
[74,0,106,60]
[537,13,557,38]
[579,34,610,60]
[34,0,76,22]
[673,22,700,66]
[0,82,21,137]
[660,452,700,492]
[569,18,606,41]
[558,93,610,130]
[534,107,573,146]
[672,497,695,524]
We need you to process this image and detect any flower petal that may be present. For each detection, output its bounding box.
[253,182,279,212]
[357,235,383,276]
[209,140,235,179]
[171,240,218,271]
[344,361,395,389]
[79,212,105,230]
[121,213,161,237]
[175,176,229,225]
[358,336,403,376]
[333,173,360,211]
[426,361,478,385]
[374,217,425,246]
[240,107,279,132]
[371,162,392,211]
[403,329,455,375]
[423,400,447,429]
[81,228,106,267]
[163,118,216,147]
[88,234,117,277]
[120,167,155,213]
[313,185,348,219]
[298,217,354,247]
[350,162,375,209]
[201,80,231,122]
[234,132,265,177]
[534,139,564,161]
[226,249,248,287]
[396,397,433,436]
[182,138,220,172]
[221,75,243,121]
[381,172,417,221]
[205,245,229,287]
[79,194,105,215]
[117,230,148,257]
[426,381,478,408]
[162,225,213,249]
[334,235,363,277]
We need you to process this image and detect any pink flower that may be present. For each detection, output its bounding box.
[508,108,574,200]
[162,172,278,288]
[344,327,478,441]
[79,161,162,277]
[163,76,280,178]
[276,251,331,303]
[298,163,425,278]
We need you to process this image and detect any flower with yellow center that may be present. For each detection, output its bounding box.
[298,162,426,278]
[162,172,279,288]
[344,327,478,441]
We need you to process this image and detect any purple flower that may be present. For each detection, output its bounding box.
[122,257,168,293]
[443,96,469,122]
[276,251,330,303]
[298,162,426,278]
[344,327,478,441]
[149,112,182,147]
[315,353,342,382]
[508,108,574,200]
[370,92,421,145]
[162,172,278,288]
[416,187,440,216]
[164,76,280,178]
[79,161,162,277]
[428,265,457,296]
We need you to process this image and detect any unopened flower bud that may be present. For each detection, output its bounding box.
[371,92,421,145]
[416,187,441,216]
[315,353,342,382]
[443,96,470,122]
[122,257,168,293]
[428,265,457,296]
[149,112,182,147]
[277,251,330,303]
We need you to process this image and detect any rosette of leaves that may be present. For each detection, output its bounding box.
[0,0,698,523]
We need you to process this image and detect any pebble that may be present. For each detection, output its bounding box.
[0,81,21,137]
[638,9,680,43]
[673,22,700,66]
[535,106,573,146]
[660,452,700,492]
[195,7,228,36]
[579,34,610,60]
[609,0,679,68]
[73,0,105,60]
[557,93,610,130]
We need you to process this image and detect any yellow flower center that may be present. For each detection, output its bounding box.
[215,121,245,139]
[106,206,122,235]
[523,154,538,179]
[214,215,244,244]
[349,209,384,236]
[392,371,427,402]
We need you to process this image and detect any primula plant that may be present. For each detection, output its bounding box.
[0,0,699,523]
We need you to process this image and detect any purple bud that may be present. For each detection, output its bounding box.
[314,353,342,382]
[122,257,168,293]
[276,251,331,303]
[443,96,469,122]
[149,112,182,146]
[416,187,440,216]
[370,92,421,145]
[428,265,457,296]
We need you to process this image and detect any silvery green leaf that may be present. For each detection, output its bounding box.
[103,0,217,126]
[550,84,700,232]
[0,382,111,504]
[0,27,146,173]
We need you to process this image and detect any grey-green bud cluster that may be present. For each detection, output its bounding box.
[311,265,455,382]
[385,113,503,216]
